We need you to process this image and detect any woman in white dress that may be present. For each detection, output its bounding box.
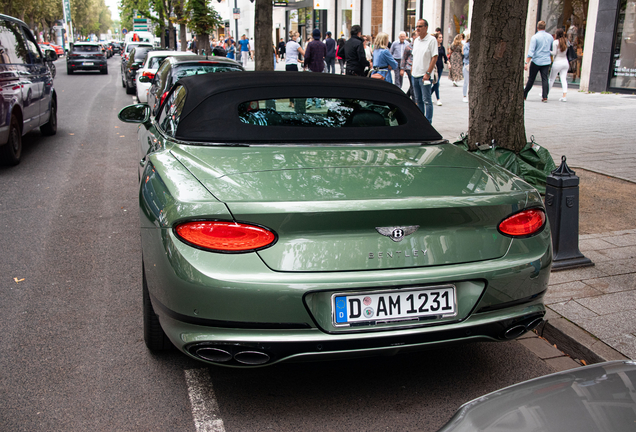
[549,28,570,102]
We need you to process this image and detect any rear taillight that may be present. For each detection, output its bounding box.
[142,71,155,80]
[159,91,169,106]
[498,208,546,237]
[174,221,276,252]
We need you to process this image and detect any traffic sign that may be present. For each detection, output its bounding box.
[122,28,128,34]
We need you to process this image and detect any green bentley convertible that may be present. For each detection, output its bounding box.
[119,72,551,367]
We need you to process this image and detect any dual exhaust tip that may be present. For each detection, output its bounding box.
[503,316,544,340]
[193,346,271,366]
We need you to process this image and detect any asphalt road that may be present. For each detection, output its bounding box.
[1,55,556,431]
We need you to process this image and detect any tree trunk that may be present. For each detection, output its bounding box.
[199,33,210,55]
[168,21,176,50]
[254,0,273,71]
[180,23,186,51]
[468,0,528,153]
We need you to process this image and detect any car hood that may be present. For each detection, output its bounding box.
[437,361,636,432]
[170,143,538,272]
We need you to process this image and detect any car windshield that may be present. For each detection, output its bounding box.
[74,45,100,53]
[238,98,404,128]
[174,64,243,79]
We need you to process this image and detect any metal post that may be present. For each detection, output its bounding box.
[545,156,593,271]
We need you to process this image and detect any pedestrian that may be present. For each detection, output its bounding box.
[411,19,438,124]
[336,37,346,74]
[448,34,463,86]
[549,28,570,102]
[285,32,304,71]
[370,32,398,82]
[462,31,470,103]
[191,36,198,54]
[524,21,553,102]
[400,32,416,99]
[226,39,235,60]
[363,35,373,67]
[431,32,448,106]
[304,28,327,72]
[324,31,336,73]
[389,31,408,88]
[238,35,250,69]
[344,25,369,76]
[278,37,286,60]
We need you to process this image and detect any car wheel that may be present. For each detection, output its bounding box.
[101,67,108,75]
[0,115,22,166]
[125,77,135,95]
[67,66,73,75]
[143,263,173,351]
[40,98,57,136]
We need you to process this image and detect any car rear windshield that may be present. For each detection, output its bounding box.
[174,64,243,79]
[238,98,405,128]
[149,56,168,69]
[134,48,153,61]
[73,45,100,52]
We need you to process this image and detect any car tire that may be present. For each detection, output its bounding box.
[125,78,135,95]
[101,67,108,74]
[40,98,57,136]
[67,66,73,75]
[0,115,22,166]
[143,263,173,351]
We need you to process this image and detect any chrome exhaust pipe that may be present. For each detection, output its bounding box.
[504,325,527,339]
[525,317,544,332]
[196,347,233,363]
[234,350,271,365]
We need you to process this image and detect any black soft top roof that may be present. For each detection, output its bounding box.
[172,72,442,143]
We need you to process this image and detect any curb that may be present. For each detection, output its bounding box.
[537,309,629,364]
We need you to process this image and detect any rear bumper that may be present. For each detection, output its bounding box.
[154,296,546,367]
[67,60,107,70]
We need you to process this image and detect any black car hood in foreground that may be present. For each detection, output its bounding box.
[172,72,443,143]
[437,360,636,432]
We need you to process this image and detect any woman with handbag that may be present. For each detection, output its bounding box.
[549,28,570,102]
[370,32,398,83]
[431,32,448,106]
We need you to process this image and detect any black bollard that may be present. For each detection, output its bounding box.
[544,156,593,271]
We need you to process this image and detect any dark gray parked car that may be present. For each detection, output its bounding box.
[0,14,57,166]
[66,42,108,74]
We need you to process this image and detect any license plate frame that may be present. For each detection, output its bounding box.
[332,285,457,328]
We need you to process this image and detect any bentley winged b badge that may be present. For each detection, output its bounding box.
[375,225,419,242]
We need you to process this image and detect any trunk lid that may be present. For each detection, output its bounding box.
[171,143,533,272]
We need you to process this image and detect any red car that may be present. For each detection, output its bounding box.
[41,42,64,56]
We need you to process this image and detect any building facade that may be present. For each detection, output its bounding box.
[214,0,635,94]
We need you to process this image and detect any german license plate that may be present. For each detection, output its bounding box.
[332,285,456,327]
[83,62,93,65]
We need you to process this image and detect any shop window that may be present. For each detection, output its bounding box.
[403,0,416,38]
[539,0,588,85]
[609,0,636,91]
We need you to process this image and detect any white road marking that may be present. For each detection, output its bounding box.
[184,369,226,432]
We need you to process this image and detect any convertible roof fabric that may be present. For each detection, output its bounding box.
[173,72,443,143]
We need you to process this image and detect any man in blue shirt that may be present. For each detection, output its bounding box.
[238,35,250,69]
[524,21,554,102]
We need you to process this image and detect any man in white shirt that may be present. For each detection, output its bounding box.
[411,19,438,124]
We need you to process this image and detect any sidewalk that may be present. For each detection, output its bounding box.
[245,61,636,363]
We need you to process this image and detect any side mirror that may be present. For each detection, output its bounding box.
[138,75,150,83]
[118,104,150,123]
[46,50,57,61]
